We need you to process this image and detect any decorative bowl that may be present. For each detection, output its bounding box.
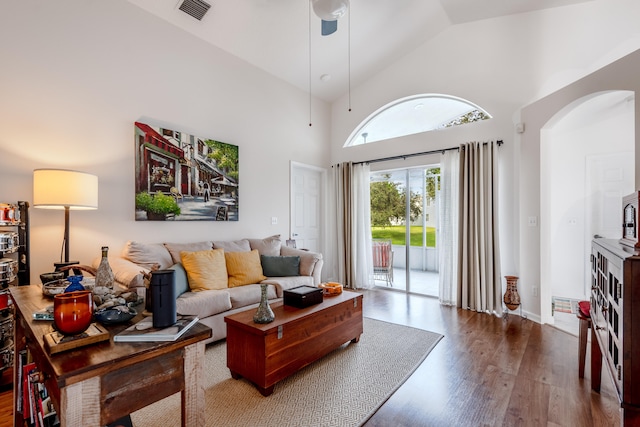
[42,279,69,297]
[318,282,343,296]
[53,290,93,335]
[43,277,95,297]
[94,306,137,325]
[40,271,65,285]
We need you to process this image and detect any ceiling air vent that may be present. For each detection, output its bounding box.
[178,0,211,21]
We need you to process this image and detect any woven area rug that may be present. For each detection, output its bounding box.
[130,317,443,427]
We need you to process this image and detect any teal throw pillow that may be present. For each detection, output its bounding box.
[260,255,300,277]
[169,263,190,296]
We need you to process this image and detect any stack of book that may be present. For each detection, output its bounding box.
[17,350,59,427]
[114,315,199,342]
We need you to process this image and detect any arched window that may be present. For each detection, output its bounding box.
[345,94,491,146]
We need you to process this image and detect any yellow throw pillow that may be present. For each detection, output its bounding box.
[225,249,267,288]
[180,249,228,291]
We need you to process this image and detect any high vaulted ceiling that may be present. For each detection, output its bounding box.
[127,0,593,103]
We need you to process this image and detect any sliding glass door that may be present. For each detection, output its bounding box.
[370,166,440,296]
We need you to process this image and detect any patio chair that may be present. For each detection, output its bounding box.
[372,239,394,286]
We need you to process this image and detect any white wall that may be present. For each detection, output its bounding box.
[543,92,634,308]
[329,0,640,319]
[0,1,331,283]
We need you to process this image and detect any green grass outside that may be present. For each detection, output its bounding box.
[371,225,436,247]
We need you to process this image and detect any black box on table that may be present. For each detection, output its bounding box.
[283,285,323,308]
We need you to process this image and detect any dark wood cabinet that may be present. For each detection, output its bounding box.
[590,238,640,425]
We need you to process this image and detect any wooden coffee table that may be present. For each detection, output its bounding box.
[224,289,363,396]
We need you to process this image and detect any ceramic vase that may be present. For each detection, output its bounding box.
[63,275,85,292]
[253,284,275,324]
[503,275,521,311]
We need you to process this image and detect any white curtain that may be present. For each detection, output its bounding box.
[458,141,502,315]
[327,162,373,289]
[438,149,459,305]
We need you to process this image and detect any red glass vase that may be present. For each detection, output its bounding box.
[53,290,93,335]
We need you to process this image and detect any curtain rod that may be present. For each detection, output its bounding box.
[352,140,503,166]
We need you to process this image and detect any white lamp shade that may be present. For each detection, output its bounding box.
[311,0,349,21]
[33,169,98,210]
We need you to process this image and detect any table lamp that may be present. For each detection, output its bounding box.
[33,169,98,269]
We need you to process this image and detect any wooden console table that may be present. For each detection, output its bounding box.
[225,290,363,396]
[10,285,212,427]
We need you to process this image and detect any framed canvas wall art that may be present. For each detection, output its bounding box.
[134,121,239,221]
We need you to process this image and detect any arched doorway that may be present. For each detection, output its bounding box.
[540,90,635,332]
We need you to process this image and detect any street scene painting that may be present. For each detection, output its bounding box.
[134,121,239,221]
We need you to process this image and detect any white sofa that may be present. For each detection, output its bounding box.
[94,235,323,343]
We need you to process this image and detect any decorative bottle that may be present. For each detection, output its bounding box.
[95,246,115,289]
[253,284,275,324]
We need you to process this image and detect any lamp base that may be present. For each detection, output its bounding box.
[54,261,80,277]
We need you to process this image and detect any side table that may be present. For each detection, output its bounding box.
[10,285,212,427]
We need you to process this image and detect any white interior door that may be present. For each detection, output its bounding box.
[585,153,634,295]
[587,153,634,239]
[290,162,324,252]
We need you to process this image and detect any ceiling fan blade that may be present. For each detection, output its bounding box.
[321,19,338,36]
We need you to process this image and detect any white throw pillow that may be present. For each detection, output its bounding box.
[122,240,173,270]
[248,234,282,256]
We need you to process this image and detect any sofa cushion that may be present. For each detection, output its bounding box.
[261,255,300,277]
[213,239,250,252]
[227,284,277,308]
[164,241,213,264]
[225,249,267,287]
[176,289,232,318]
[280,246,322,277]
[261,276,315,297]
[122,240,173,270]
[168,263,190,297]
[248,235,282,256]
[181,249,228,291]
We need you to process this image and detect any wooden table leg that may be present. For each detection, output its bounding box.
[590,325,602,392]
[578,316,589,378]
[60,376,101,427]
[182,341,205,427]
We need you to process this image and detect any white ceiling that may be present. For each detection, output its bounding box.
[126,0,593,103]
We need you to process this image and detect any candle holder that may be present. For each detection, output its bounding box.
[53,290,93,335]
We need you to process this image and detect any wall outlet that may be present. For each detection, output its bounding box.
[528,216,538,227]
[532,286,538,297]
[271,216,278,225]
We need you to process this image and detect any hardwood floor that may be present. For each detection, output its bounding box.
[0,289,620,427]
[0,382,12,427]
[362,289,619,427]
